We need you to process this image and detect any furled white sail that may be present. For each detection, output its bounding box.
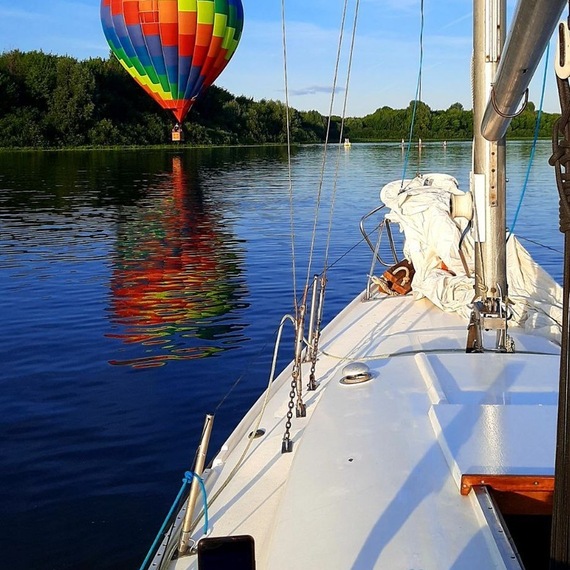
[380,173,562,341]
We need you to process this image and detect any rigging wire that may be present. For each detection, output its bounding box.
[280,0,298,314]
[326,236,366,272]
[303,0,353,294]
[323,0,361,272]
[507,43,550,240]
[517,234,563,255]
[212,336,273,415]
[400,0,425,186]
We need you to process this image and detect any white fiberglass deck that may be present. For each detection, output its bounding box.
[170,292,559,570]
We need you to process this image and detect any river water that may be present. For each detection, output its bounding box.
[0,141,563,570]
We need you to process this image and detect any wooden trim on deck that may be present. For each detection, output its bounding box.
[461,474,554,516]
[461,474,555,495]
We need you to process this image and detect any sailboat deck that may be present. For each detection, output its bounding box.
[173,292,560,569]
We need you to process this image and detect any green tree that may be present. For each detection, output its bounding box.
[45,57,96,145]
[0,49,563,148]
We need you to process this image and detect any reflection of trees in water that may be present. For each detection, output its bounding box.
[107,155,248,368]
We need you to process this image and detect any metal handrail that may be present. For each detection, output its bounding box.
[359,204,401,267]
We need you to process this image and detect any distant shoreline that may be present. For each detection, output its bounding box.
[0,137,551,153]
[0,50,558,150]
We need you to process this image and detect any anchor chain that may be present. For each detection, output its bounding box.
[281,379,295,453]
[307,350,319,392]
[281,300,307,453]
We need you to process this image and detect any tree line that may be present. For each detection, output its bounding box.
[0,50,561,149]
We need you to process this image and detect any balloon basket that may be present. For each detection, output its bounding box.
[171,126,184,143]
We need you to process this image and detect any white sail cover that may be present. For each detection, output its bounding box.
[380,173,563,342]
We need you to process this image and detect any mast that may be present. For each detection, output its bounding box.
[467,0,508,353]
[467,0,566,353]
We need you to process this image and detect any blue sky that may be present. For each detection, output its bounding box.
[0,0,561,116]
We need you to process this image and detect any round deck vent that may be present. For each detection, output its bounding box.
[340,362,373,385]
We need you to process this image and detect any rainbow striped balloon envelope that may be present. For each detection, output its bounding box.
[101,0,244,123]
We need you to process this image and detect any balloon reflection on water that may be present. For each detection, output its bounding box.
[107,156,246,368]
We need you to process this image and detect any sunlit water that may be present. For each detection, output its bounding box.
[0,141,562,570]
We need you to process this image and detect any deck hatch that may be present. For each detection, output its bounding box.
[461,474,554,515]
[473,486,525,569]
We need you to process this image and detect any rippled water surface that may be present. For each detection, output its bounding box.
[0,142,562,569]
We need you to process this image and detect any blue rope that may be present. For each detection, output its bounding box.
[138,477,190,570]
[184,470,209,537]
[508,43,550,238]
[138,471,209,570]
[401,0,424,185]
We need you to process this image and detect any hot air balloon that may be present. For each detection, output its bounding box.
[100,0,244,126]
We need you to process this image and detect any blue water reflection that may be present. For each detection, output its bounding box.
[0,142,563,570]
